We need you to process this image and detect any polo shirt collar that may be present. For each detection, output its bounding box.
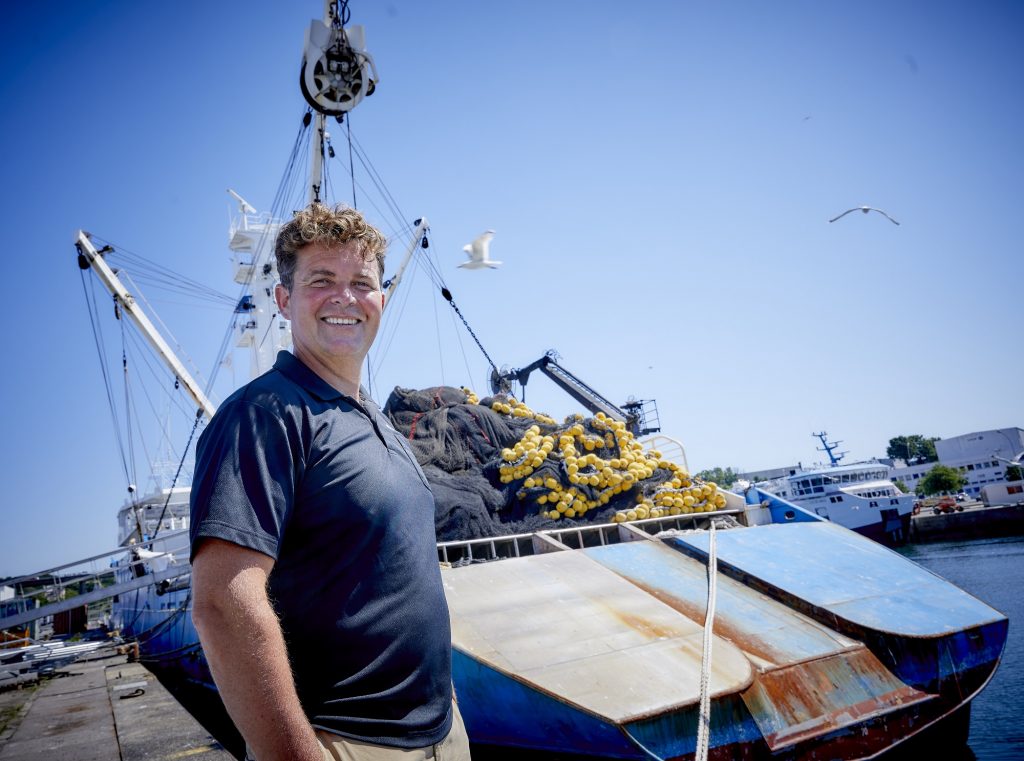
[273,351,372,406]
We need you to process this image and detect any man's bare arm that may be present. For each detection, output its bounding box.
[191,538,323,761]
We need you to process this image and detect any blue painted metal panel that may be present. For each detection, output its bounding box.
[623,694,763,761]
[451,648,643,758]
[754,488,823,525]
[582,541,852,666]
[668,522,1005,636]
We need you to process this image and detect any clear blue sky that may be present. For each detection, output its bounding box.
[1,1,1021,577]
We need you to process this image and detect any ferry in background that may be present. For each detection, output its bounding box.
[744,433,915,545]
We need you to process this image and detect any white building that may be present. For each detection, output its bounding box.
[890,427,1024,497]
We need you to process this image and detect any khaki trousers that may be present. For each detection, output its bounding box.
[315,700,471,761]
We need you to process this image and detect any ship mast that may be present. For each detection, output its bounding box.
[76,231,216,420]
[813,431,848,467]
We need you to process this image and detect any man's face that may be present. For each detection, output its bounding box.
[275,241,384,381]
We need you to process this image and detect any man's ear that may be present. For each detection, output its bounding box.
[275,283,291,319]
[380,292,386,311]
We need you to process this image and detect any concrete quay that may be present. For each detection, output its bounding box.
[0,649,232,761]
[910,501,1024,543]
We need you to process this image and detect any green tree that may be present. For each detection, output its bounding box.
[1006,465,1023,482]
[919,465,967,495]
[886,435,940,464]
[695,466,739,488]
[893,479,909,494]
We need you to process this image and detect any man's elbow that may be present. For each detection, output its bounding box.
[190,538,275,636]
[191,569,229,635]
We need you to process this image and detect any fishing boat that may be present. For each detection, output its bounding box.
[3,2,1007,759]
[744,433,916,546]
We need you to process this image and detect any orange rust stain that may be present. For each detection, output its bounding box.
[624,577,785,664]
[613,610,684,640]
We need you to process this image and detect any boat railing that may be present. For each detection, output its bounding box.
[0,530,191,632]
[436,507,746,566]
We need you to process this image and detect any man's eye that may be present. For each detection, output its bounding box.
[354,281,373,290]
[309,278,329,287]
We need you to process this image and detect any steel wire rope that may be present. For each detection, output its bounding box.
[150,411,204,540]
[432,271,446,386]
[369,222,440,368]
[345,114,357,208]
[118,331,202,522]
[133,595,189,646]
[80,271,133,488]
[91,236,236,306]
[120,311,140,495]
[363,219,433,395]
[366,250,421,392]
[122,337,156,492]
[119,586,147,638]
[120,353,176,498]
[120,271,214,397]
[204,111,313,392]
[413,234,501,378]
[85,237,232,416]
[324,134,413,244]
[348,133,410,232]
[334,133,399,226]
[122,328,198,431]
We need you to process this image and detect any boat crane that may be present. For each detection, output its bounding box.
[490,350,660,437]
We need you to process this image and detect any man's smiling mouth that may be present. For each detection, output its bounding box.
[323,317,359,325]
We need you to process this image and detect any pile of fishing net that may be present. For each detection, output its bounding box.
[383,386,727,542]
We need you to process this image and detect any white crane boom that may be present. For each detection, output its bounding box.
[76,230,216,420]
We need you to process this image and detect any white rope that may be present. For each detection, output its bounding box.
[694,521,718,761]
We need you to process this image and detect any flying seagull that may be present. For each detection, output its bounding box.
[459,230,502,269]
[829,206,900,226]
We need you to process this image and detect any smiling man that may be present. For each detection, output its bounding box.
[189,203,469,761]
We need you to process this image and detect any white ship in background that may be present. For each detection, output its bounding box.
[748,432,915,545]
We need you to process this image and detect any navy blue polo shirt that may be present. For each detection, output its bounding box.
[189,351,453,747]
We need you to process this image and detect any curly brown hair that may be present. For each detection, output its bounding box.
[275,203,387,291]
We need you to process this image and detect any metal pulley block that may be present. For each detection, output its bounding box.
[300,19,378,116]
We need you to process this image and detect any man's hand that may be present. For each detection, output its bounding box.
[192,538,323,761]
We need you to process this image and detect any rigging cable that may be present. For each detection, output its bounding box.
[79,270,133,489]
[205,110,314,392]
[150,409,205,540]
[119,319,139,492]
[345,115,358,209]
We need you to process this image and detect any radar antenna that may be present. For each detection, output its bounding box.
[813,431,848,467]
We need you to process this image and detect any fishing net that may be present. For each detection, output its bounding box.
[383,386,726,542]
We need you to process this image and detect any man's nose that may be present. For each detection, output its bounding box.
[331,285,357,303]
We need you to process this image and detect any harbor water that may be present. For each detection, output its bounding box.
[897,535,1024,761]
